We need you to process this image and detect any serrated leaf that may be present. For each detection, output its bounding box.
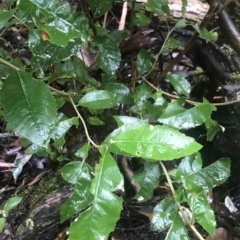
[4,197,22,212]
[78,90,116,109]
[110,124,202,161]
[68,150,123,240]
[60,162,93,222]
[158,99,213,129]
[165,212,188,240]
[185,191,216,235]
[133,161,160,201]
[94,35,121,73]
[148,0,170,16]
[137,49,154,75]
[19,0,80,46]
[2,71,57,146]
[151,198,176,231]
[182,158,231,191]
[167,74,191,97]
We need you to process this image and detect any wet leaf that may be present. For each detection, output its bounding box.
[148,0,170,16]
[167,74,191,97]
[165,212,188,240]
[68,150,123,240]
[2,71,57,146]
[19,0,80,46]
[151,198,176,231]
[158,99,213,129]
[137,49,154,75]
[133,161,160,201]
[110,124,202,160]
[60,162,93,222]
[78,90,116,109]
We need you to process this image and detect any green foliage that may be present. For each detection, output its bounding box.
[0,197,22,232]
[0,0,231,239]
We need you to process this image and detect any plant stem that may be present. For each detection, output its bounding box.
[69,96,101,149]
[159,161,204,240]
[0,58,21,71]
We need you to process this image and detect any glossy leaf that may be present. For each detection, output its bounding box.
[175,153,202,180]
[151,198,176,231]
[158,99,213,129]
[94,35,121,73]
[182,158,231,191]
[165,212,188,240]
[167,74,191,97]
[137,49,154,75]
[102,82,132,104]
[28,30,84,71]
[68,150,123,240]
[4,197,22,212]
[0,9,16,29]
[2,71,57,146]
[78,90,116,109]
[75,144,91,160]
[185,190,216,235]
[110,124,202,160]
[19,0,80,46]
[133,161,160,201]
[113,116,148,127]
[60,162,93,222]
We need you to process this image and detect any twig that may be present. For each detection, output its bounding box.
[69,96,101,149]
[118,2,128,30]
[152,0,218,86]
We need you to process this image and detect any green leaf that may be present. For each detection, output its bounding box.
[50,117,79,149]
[113,116,148,127]
[87,116,105,126]
[181,0,188,16]
[167,74,191,97]
[102,82,132,104]
[78,90,116,109]
[94,35,121,73]
[182,158,231,191]
[0,218,6,233]
[110,124,202,160]
[165,212,188,240]
[151,198,176,231]
[162,37,184,54]
[2,71,57,146]
[86,0,111,18]
[192,25,218,41]
[60,162,93,222]
[0,9,16,29]
[19,0,80,46]
[4,197,22,212]
[174,19,187,29]
[133,12,150,27]
[12,158,25,182]
[74,144,91,160]
[68,150,123,240]
[148,0,170,16]
[175,153,202,180]
[137,49,154,75]
[158,99,213,130]
[185,191,216,235]
[28,30,84,71]
[133,161,160,201]
[61,161,92,184]
[205,119,221,141]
